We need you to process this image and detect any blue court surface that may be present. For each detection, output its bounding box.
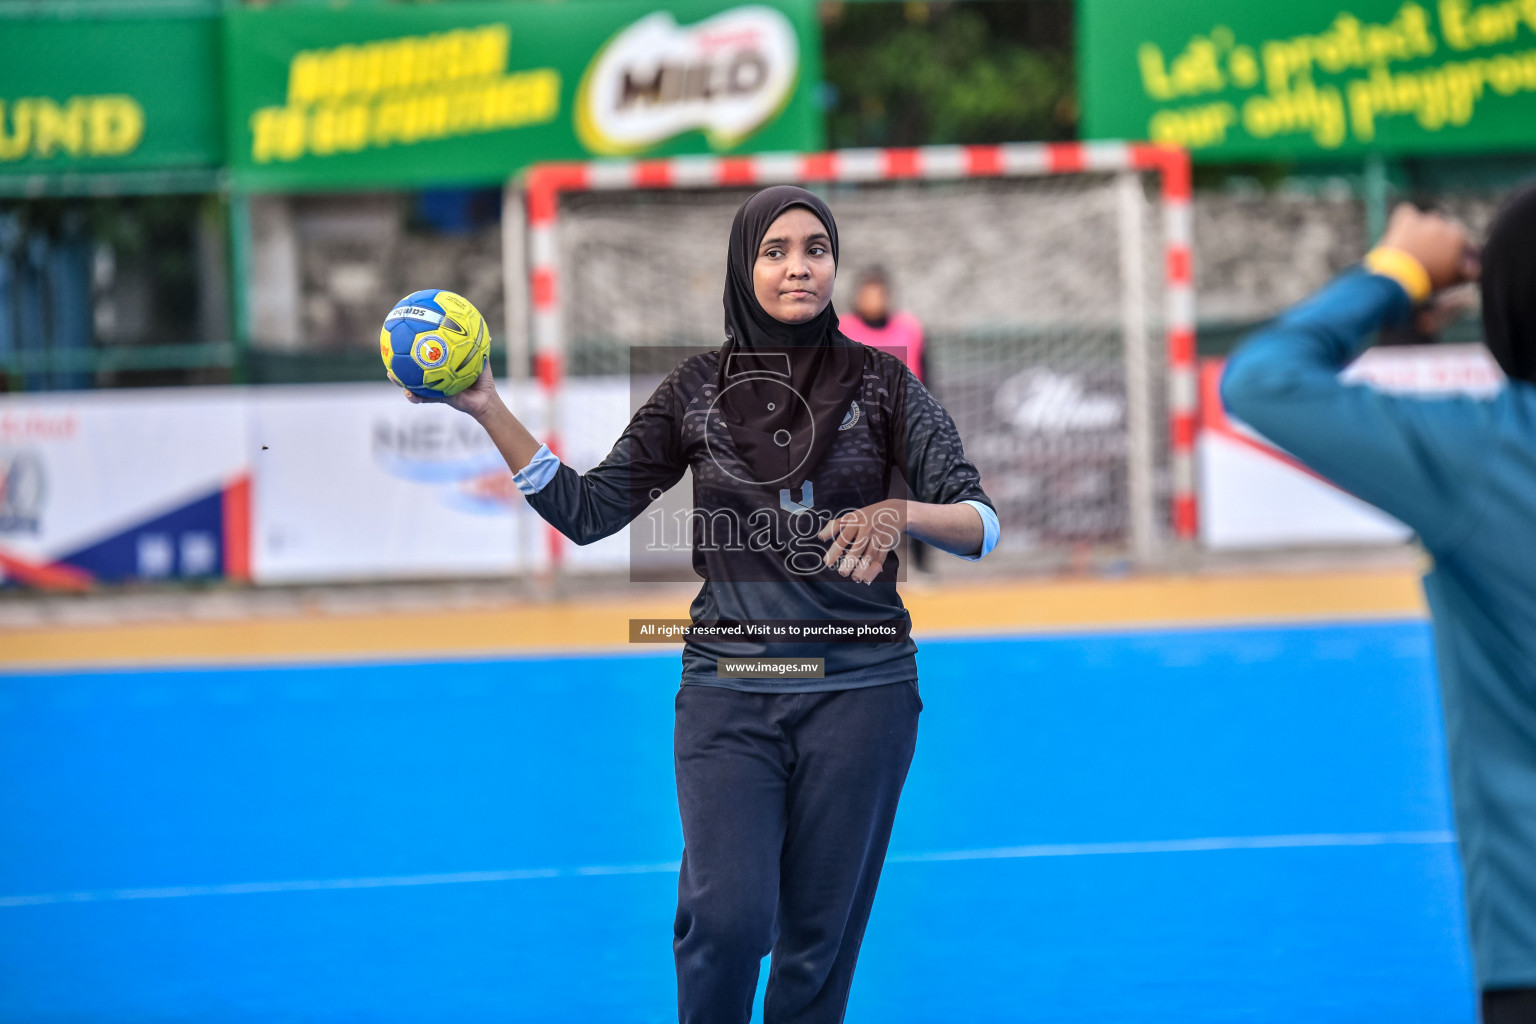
[1,620,1475,1022]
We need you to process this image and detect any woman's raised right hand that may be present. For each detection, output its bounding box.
[1378,203,1480,292]
[402,362,501,421]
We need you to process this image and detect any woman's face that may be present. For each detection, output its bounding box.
[752,207,835,324]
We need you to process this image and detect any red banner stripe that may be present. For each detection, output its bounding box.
[882,148,922,178]
[717,156,758,185]
[1172,411,1198,449]
[526,187,558,226]
[964,145,1004,176]
[1166,247,1192,286]
[1046,143,1086,173]
[222,476,251,582]
[1173,494,1198,537]
[535,351,563,391]
[634,160,673,188]
[525,164,588,222]
[1127,143,1165,171]
[1160,150,1192,201]
[0,549,93,591]
[1167,326,1196,365]
[536,164,591,191]
[800,152,837,180]
[531,268,557,310]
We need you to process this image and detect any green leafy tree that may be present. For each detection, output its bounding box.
[822,0,1076,148]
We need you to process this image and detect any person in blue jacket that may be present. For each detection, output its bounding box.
[1222,193,1536,1023]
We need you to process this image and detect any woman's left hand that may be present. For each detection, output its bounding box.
[818,499,905,584]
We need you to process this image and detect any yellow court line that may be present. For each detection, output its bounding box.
[0,568,1427,671]
[900,568,1426,636]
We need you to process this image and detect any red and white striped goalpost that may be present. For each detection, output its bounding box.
[521,142,1196,567]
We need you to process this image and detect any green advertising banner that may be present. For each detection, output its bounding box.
[1081,0,1536,159]
[0,8,224,177]
[224,0,824,190]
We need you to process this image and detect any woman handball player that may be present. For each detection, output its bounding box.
[401,186,999,1023]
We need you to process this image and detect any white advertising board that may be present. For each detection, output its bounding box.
[0,389,247,586]
[539,376,637,576]
[248,378,636,584]
[0,376,649,588]
[250,383,535,583]
[1200,345,1505,550]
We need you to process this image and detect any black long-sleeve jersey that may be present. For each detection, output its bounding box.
[527,345,995,691]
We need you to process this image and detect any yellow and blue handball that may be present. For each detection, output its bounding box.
[380,289,490,398]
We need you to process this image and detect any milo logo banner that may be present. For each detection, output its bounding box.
[1081,0,1536,159]
[225,0,821,190]
[576,6,800,155]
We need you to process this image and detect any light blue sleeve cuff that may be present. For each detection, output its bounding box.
[512,444,561,495]
[957,500,999,561]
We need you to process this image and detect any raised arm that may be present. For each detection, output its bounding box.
[1220,205,1491,549]
[408,362,687,546]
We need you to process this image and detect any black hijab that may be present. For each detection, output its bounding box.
[1481,184,1536,386]
[716,186,864,489]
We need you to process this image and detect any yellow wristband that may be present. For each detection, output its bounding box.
[1364,246,1432,304]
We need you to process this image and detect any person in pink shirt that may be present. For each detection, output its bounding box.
[839,265,929,385]
[841,266,933,571]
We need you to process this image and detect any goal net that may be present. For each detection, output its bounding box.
[515,144,1194,573]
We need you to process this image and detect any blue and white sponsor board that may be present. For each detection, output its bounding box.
[0,379,638,588]
[250,382,541,583]
[248,378,633,583]
[1200,344,1505,550]
[0,389,248,587]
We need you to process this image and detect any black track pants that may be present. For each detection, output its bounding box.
[672,681,921,1024]
[1485,988,1536,1023]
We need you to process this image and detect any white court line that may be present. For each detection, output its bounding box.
[0,831,1454,910]
[885,830,1456,864]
